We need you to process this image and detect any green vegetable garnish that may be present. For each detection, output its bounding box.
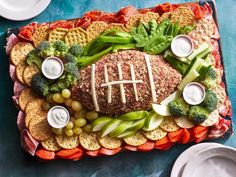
[31,73,49,97]
[53,40,69,57]
[188,106,209,124]
[169,98,189,117]
[26,50,42,70]
[68,44,84,57]
[201,89,218,112]
[35,41,54,58]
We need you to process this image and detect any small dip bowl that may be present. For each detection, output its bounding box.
[47,106,70,128]
[171,35,194,58]
[42,57,64,80]
[183,82,206,105]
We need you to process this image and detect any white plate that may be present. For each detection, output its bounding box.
[182,146,236,177]
[171,142,224,177]
[0,0,51,21]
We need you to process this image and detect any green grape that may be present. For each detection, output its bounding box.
[53,93,64,103]
[46,94,55,104]
[71,101,82,112]
[86,111,99,121]
[62,89,71,99]
[65,129,73,136]
[42,102,51,111]
[64,98,73,107]
[73,127,82,135]
[75,118,87,127]
[66,121,74,129]
[52,128,64,135]
[83,124,92,133]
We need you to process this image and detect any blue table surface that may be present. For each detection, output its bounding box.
[0,0,235,177]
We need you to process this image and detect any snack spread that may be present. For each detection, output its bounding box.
[5,2,232,161]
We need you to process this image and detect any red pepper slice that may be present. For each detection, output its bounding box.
[36,149,55,160]
[168,129,184,143]
[180,128,190,144]
[56,147,83,157]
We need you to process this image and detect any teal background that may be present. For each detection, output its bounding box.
[0,0,235,176]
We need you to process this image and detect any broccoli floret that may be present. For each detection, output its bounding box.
[69,44,83,57]
[63,53,76,63]
[169,98,190,117]
[49,73,75,92]
[188,106,209,124]
[36,41,55,58]
[202,66,217,88]
[26,50,42,70]
[31,73,49,97]
[64,62,80,78]
[202,89,218,112]
[53,40,69,57]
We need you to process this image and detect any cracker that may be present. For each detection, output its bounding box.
[65,27,88,47]
[32,26,49,47]
[158,12,172,23]
[98,136,122,149]
[19,88,38,111]
[86,21,108,41]
[143,128,167,141]
[56,135,79,149]
[160,117,180,132]
[41,137,61,151]
[29,111,53,141]
[140,12,160,23]
[174,116,195,129]
[170,7,194,27]
[124,131,147,146]
[48,28,68,43]
[106,23,128,32]
[23,64,39,86]
[211,85,226,108]
[79,132,101,150]
[10,42,34,66]
[16,62,27,84]
[25,99,45,128]
[125,14,142,31]
[200,110,219,127]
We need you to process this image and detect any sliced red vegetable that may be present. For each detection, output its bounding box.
[195,133,208,143]
[168,129,184,143]
[65,151,84,160]
[124,145,138,152]
[160,142,174,150]
[138,141,155,152]
[18,30,33,41]
[193,126,208,137]
[180,128,190,144]
[36,149,55,160]
[86,150,100,157]
[99,147,122,156]
[187,127,196,143]
[155,136,170,146]
[56,147,83,157]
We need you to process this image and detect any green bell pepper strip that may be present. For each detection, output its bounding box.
[88,43,112,56]
[115,32,132,38]
[112,43,136,52]
[97,36,132,44]
[148,36,173,55]
[77,46,113,68]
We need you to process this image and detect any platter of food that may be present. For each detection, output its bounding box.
[5,0,232,161]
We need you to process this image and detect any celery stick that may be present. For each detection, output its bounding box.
[183,57,205,76]
[197,46,213,59]
[187,43,209,61]
[178,69,200,91]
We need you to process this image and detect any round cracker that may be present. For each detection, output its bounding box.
[211,85,226,108]
[16,62,27,84]
[56,135,79,149]
[106,23,128,32]
[23,64,39,86]
[174,116,195,129]
[87,21,108,41]
[79,132,101,150]
[29,111,53,141]
[41,137,61,151]
[143,128,167,141]
[33,26,49,47]
[65,27,88,47]
[48,28,68,43]
[98,136,122,149]
[124,131,147,146]
[125,14,142,31]
[19,88,38,111]
[160,117,180,132]
[200,109,219,127]
[10,42,34,66]
[157,12,172,23]
[170,7,194,27]
[140,12,160,24]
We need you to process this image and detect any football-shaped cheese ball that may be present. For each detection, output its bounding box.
[72,50,182,115]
